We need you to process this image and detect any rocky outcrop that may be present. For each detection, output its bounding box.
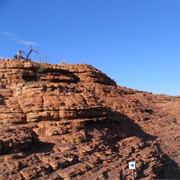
[0,59,179,179]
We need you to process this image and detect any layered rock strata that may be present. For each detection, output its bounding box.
[0,59,179,179]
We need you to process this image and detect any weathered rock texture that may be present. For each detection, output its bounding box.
[0,59,180,179]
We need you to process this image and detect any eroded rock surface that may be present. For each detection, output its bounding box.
[0,59,179,179]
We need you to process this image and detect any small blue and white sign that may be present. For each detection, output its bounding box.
[129,161,136,169]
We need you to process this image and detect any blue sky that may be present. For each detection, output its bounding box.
[0,0,180,95]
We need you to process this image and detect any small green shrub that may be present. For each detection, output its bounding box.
[38,57,49,73]
[37,57,49,81]
[60,61,67,65]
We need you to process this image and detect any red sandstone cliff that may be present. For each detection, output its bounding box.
[0,59,179,179]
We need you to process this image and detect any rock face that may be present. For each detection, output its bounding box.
[0,59,179,179]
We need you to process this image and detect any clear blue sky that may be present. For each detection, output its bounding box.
[0,0,180,95]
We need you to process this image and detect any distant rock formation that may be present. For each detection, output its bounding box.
[0,59,179,179]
